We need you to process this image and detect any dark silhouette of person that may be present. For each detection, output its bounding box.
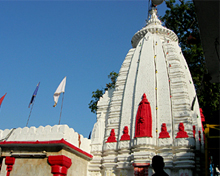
[152,155,169,176]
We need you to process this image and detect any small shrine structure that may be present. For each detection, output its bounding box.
[0,125,92,176]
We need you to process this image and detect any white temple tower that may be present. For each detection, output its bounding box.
[89,7,204,176]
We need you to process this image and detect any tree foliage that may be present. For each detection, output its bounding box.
[88,71,118,114]
[161,0,219,122]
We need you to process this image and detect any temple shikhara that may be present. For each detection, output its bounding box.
[0,5,204,176]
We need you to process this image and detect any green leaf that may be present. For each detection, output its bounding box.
[88,71,118,114]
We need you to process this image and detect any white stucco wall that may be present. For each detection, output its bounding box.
[0,125,91,154]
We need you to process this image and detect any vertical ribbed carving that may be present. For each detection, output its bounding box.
[104,48,134,142]
[163,42,193,138]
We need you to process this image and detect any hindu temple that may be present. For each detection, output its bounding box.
[88,6,204,176]
[0,4,205,176]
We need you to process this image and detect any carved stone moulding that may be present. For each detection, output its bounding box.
[89,156,102,166]
[174,138,195,147]
[91,144,103,152]
[102,155,117,161]
[173,160,195,168]
[157,148,173,158]
[101,162,118,170]
[90,153,102,160]
[117,154,131,163]
[118,150,131,157]
[131,151,155,164]
[89,163,102,169]
[173,104,191,111]
[174,152,195,160]
[173,154,195,169]
[133,136,155,146]
[174,119,192,129]
[173,148,195,156]
[117,161,131,169]
[118,140,130,150]
[101,163,118,171]
[88,166,102,172]
[101,169,116,176]
[88,171,102,176]
[117,149,131,156]
[158,138,172,146]
[107,116,120,123]
[131,144,155,154]
[173,111,191,118]
[104,140,117,151]
[131,23,178,48]
[171,99,190,106]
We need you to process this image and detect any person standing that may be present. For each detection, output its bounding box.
[152,155,169,176]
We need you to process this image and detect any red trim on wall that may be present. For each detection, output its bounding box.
[5,157,15,176]
[0,139,93,159]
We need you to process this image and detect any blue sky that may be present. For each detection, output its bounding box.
[0,1,167,138]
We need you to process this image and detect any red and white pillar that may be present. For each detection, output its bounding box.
[48,155,72,176]
[5,157,15,176]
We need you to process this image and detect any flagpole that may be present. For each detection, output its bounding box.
[26,99,35,127]
[58,93,65,125]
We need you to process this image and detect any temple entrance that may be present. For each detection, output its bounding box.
[133,163,150,176]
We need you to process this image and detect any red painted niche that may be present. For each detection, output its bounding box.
[120,126,130,141]
[176,123,188,138]
[106,129,117,143]
[159,123,170,138]
[135,93,152,138]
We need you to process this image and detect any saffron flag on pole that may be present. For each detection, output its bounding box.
[0,93,7,107]
[28,82,40,108]
[53,76,66,107]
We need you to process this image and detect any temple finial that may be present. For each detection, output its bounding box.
[147,6,162,26]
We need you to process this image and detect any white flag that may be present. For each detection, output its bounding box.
[53,76,66,107]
